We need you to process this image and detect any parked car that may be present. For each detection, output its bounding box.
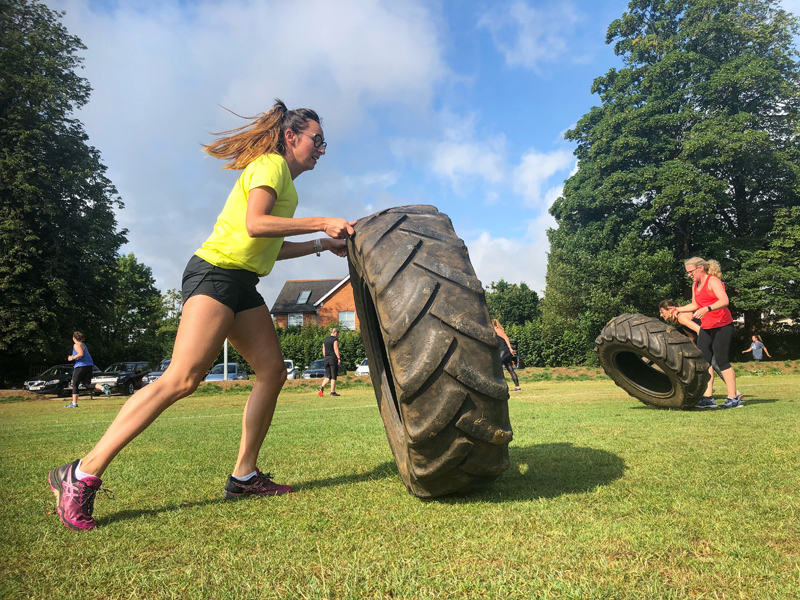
[23,364,100,397]
[355,358,369,376]
[301,359,347,379]
[85,361,151,396]
[141,358,172,387]
[285,360,301,380]
[204,363,249,382]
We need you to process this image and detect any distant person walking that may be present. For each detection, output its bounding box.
[669,258,742,409]
[492,319,520,392]
[318,328,341,397]
[65,332,110,408]
[48,100,355,531]
[743,335,771,361]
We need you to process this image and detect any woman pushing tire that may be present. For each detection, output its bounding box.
[348,205,513,498]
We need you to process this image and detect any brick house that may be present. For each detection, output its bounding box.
[270,276,359,330]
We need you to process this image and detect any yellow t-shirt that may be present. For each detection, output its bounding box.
[195,154,298,276]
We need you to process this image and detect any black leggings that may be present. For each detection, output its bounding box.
[502,358,519,387]
[697,323,734,372]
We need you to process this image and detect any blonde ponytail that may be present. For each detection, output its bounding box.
[706,259,723,279]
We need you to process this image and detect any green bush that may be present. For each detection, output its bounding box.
[275,324,364,371]
[505,319,597,368]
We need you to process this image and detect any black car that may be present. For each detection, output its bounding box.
[301,359,347,379]
[82,361,151,396]
[23,364,101,397]
[141,358,171,387]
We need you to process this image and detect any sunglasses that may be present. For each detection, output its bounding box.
[686,266,702,277]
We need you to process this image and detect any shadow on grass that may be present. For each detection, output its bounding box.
[740,398,780,406]
[95,461,399,526]
[437,442,626,504]
[290,461,398,492]
[628,397,780,410]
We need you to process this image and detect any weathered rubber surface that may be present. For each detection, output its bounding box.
[347,205,513,497]
[595,313,711,409]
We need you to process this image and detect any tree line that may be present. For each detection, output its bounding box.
[2,0,798,386]
[541,0,800,363]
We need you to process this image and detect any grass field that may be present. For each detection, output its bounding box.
[1,366,799,599]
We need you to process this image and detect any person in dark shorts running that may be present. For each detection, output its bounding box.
[65,331,111,408]
[318,328,341,397]
[48,100,356,531]
[492,319,520,392]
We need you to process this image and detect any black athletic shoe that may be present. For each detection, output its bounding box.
[224,470,293,500]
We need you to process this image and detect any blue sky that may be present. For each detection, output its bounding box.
[48,0,800,307]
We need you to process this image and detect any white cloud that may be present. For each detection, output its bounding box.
[430,138,507,189]
[512,149,575,209]
[466,213,557,295]
[48,0,448,299]
[478,1,583,72]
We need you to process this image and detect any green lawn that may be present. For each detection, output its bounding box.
[1,370,799,599]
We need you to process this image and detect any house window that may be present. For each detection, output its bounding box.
[288,313,304,327]
[338,311,355,330]
[296,290,311,304]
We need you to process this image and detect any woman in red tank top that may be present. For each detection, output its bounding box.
[670,257,741,409]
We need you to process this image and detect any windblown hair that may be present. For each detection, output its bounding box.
[202,99,321,170]
[73,331,85,341]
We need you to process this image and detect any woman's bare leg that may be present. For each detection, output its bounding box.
[226,305,287,478]
[79,296,234,477]
[720,367,737,398]
[704,366,715,397]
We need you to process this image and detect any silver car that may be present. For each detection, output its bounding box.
[285,360,301,380]
[141,358,171,387]
[204,363,249,381]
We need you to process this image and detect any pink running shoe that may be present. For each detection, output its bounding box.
[224,469,293,500]
[48,460,111,531]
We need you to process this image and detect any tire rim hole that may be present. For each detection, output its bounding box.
[613,351,674,396]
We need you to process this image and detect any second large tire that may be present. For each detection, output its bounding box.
[347,205,513,498]
[595,313,710,409]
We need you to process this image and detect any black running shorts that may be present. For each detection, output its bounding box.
[72,365,94,392]
[324,356,339,380]
[181,255,265,314]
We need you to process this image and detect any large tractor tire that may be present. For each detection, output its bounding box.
[595,313,711,409]
[347,205,513,498]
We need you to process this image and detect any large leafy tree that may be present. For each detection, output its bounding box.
[485,279,541,326]
[104,254,165,363]
[0,0,126,382]
[728,206,800,328]
[544,0,800,355]
[155,288,182,361]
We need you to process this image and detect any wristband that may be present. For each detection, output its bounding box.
[314,239,323,256]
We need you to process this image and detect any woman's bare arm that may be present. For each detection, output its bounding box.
[245,186,355,239]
